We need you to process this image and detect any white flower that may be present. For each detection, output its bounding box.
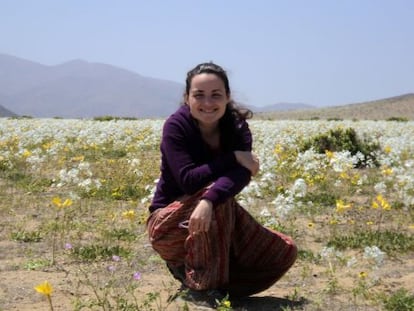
[291,178,307,198]
[260,208,271,217]
[363,246,385,267]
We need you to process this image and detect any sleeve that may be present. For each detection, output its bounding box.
[161,120,238,194]
[200,167,251,206]
[201,119,253,206]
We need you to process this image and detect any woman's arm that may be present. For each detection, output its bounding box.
[200,119,256,206]
[161,120,239,194]
[234,150,260,176]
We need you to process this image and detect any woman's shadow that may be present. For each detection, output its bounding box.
[231,295,308,311]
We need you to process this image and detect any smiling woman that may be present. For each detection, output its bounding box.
[186,72,228,130]
[146,62,297,308]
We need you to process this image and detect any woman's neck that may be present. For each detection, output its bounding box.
[198,122,219,137]
[199,124,220,150]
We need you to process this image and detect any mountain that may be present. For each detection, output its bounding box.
[0,53,184,118]
[255,93,414,120]
[253,102,315,113]
[0,103,17,117]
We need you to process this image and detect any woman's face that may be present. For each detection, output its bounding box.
[186,73,229,129]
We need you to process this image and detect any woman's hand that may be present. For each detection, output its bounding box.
[234,150,260,176]
[189,199,213,234]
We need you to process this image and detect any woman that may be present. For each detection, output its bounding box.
[147,62,297,307]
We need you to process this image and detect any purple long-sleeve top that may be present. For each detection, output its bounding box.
[149,104,252,212]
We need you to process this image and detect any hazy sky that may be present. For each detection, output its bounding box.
[1,0,413,107]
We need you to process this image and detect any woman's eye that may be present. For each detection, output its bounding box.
[212,94,222,98]
[194,94,203,99]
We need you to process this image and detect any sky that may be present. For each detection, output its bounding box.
[1,0,413,107]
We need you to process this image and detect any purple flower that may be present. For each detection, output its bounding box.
[107,265,116,272]
[112,255,121,262]
[64,243,73,250]
[133,272,141,280]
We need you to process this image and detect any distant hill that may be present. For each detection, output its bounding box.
[0,103,17,117]
[253,102,315,113]
[255,94,414,120]
[0,53,184,118]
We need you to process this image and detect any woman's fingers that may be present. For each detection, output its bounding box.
[189,199,213,233]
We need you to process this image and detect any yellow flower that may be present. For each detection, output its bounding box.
[372,194,391,211]
[409,224,414,230]
[34,280,53,296]
[42,142,53,150]
[359,271,368,279]
[71,155,85,162]
[384,145,392,154]
[22,149,32,158]
[325,150,335,159]
[336,199,352,213]
[122,210,136,221]
[366,221,374,226]
[382,167,393,176]
[329,218,339,225]
[351,173,360,185]
[339,172,349,179]
[307,222,315,229]
[274,144,283,155]
[63,199,73,207]
[52,197,62,207]
[52,197,73,208]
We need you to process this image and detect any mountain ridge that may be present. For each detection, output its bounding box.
[0,53,184,118]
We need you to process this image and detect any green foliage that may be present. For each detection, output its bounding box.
[9,115,33,119]
[327,230,414,254]
[103,228,138,242]
[11,230,43,242]
[383,288,414,311]
[72,245,131,261]
[301,192,338,207]
[298,249,320,263]
[23,259,51,270]
[387,116,409,122]
[299,127,380,168]
[93,116,138,121]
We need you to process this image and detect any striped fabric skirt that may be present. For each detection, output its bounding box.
[147,190,297,297]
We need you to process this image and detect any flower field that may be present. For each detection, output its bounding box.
[0,117,413,311]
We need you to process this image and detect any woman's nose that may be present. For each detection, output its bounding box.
[201,96,215,105]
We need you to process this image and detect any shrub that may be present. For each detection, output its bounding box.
[93,115,138,121]
[383,288,414,311]
[387,116,409,122]
[299,127,380,168]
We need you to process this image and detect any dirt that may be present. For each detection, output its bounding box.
[1,236,413,311]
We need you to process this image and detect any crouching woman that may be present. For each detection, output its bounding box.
[147,62,297,304]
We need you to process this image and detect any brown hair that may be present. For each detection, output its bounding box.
[183,62,253,121]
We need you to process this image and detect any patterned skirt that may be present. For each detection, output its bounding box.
[147,190,297,297]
